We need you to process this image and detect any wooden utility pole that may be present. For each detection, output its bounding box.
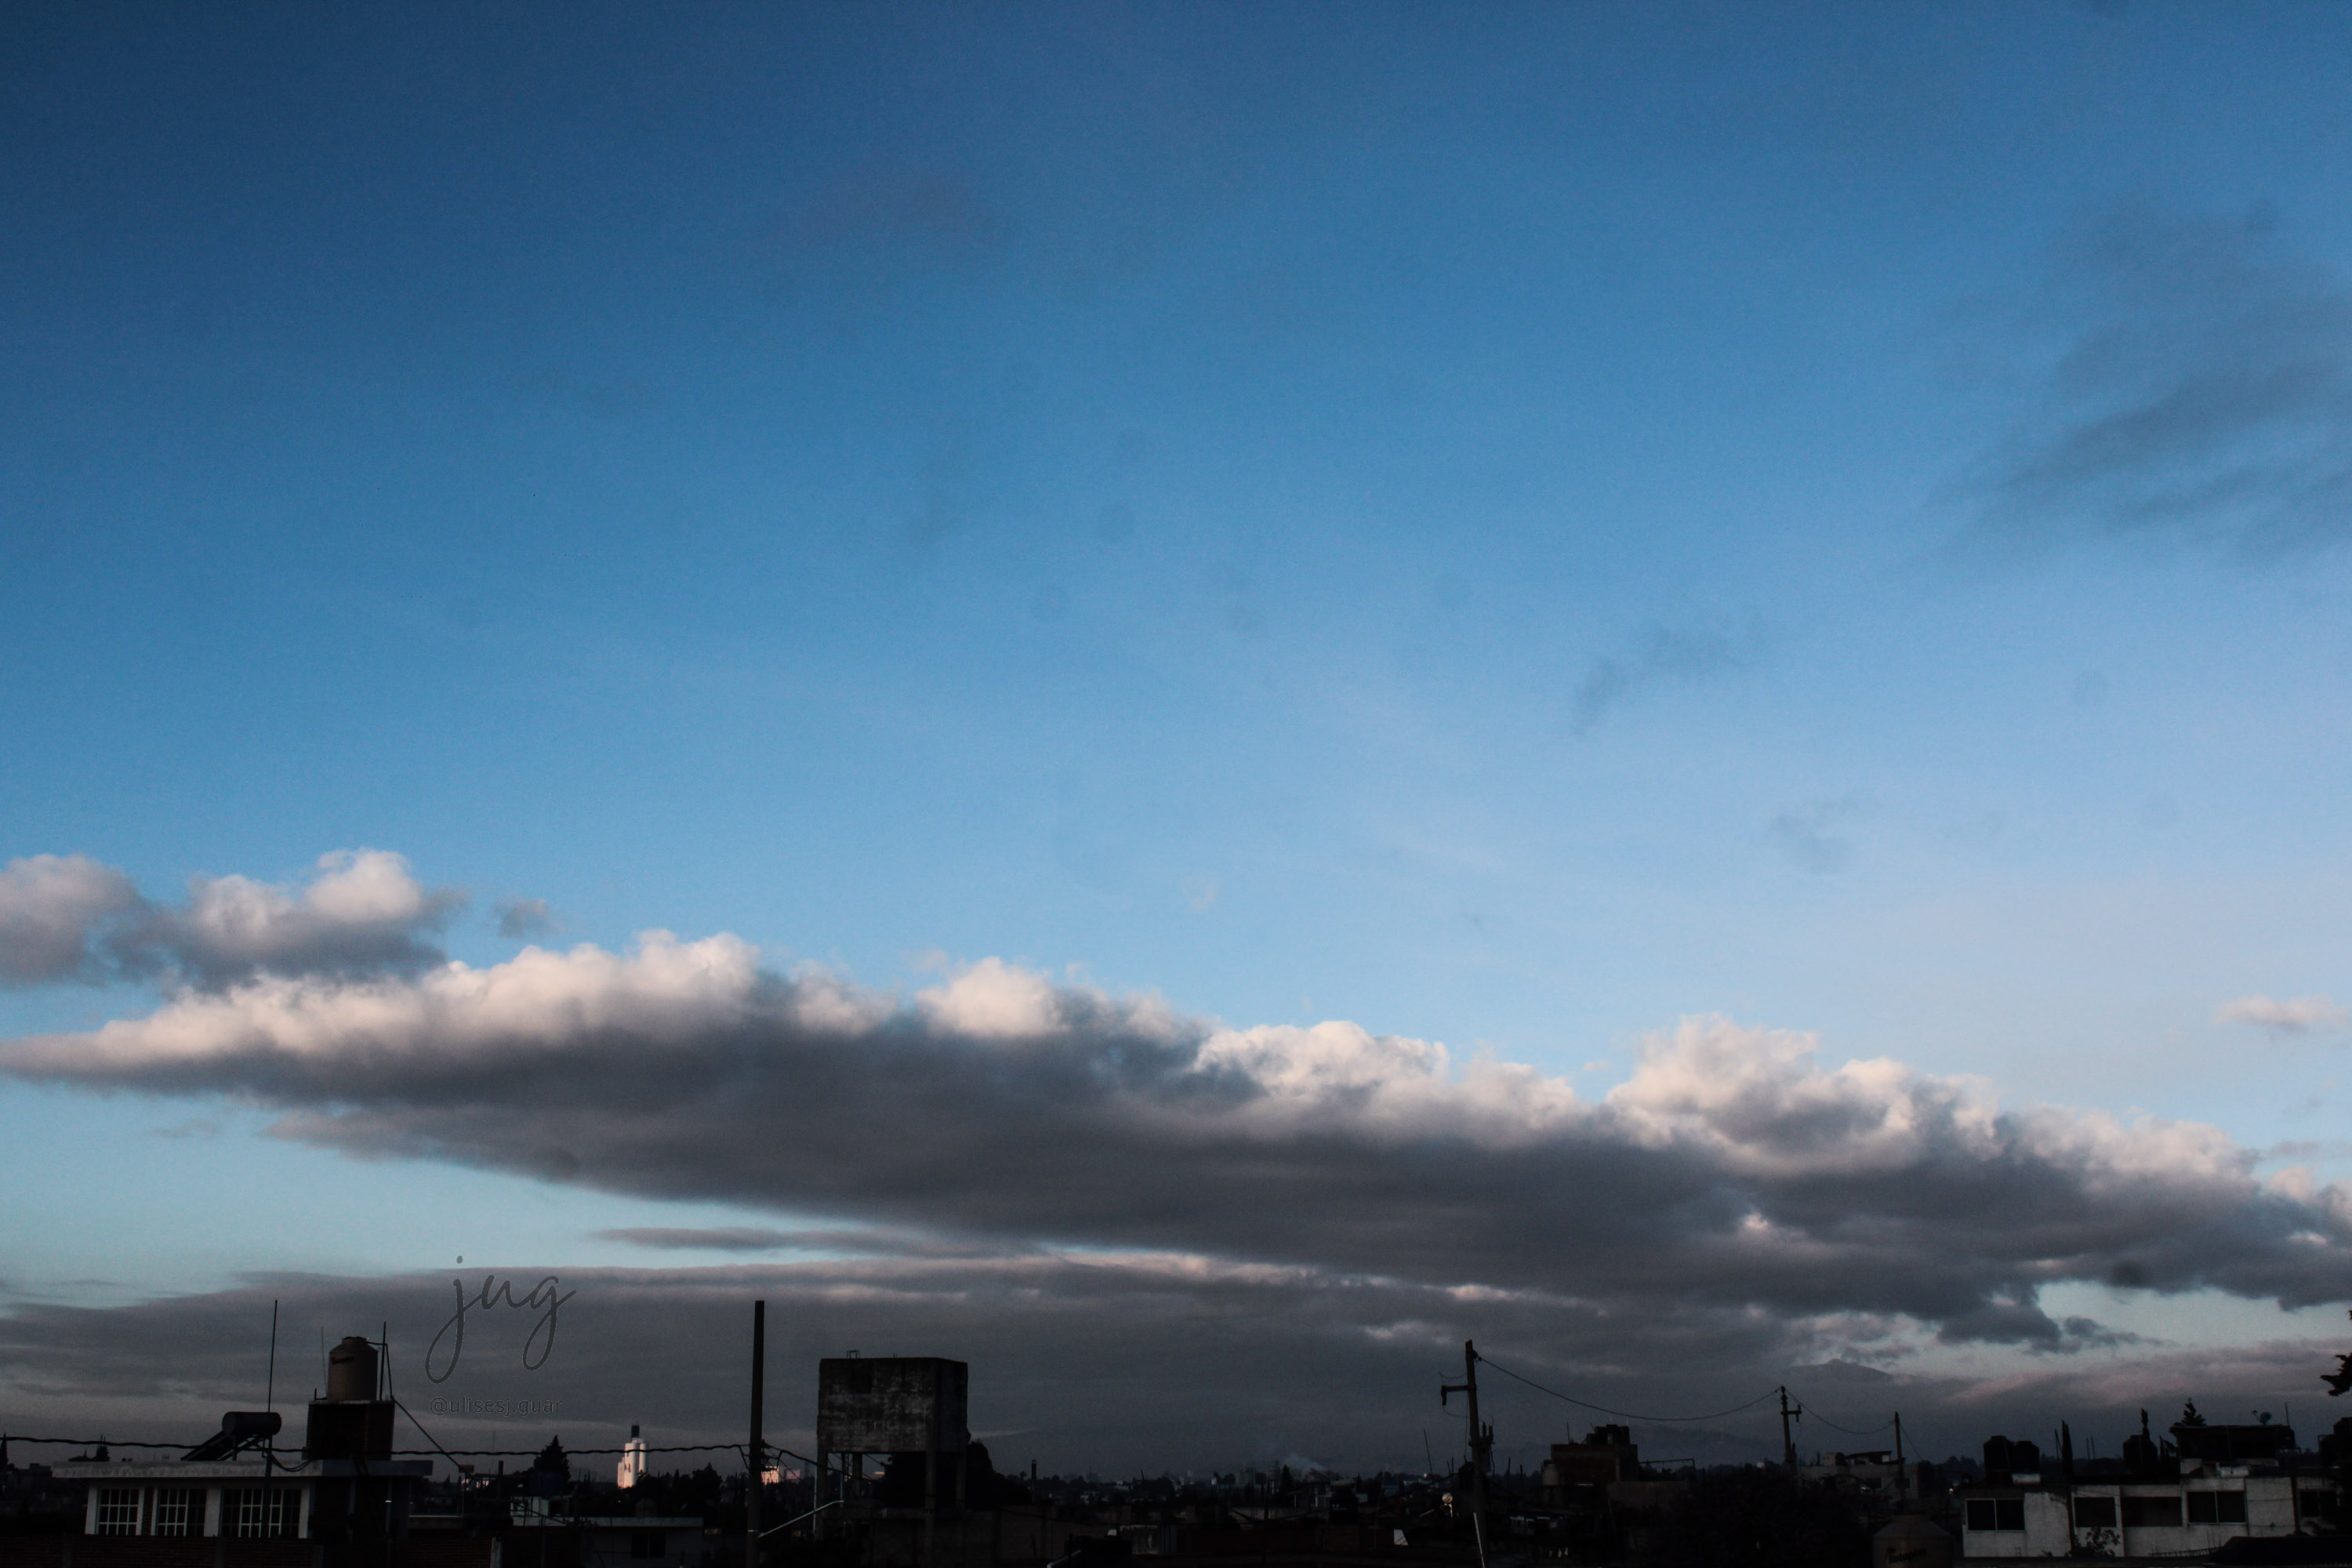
[1778,1386,1799,1472]
[1439,1341,1491,1568]
[748,1301,766,1568]
[1892,1411,1906,1501]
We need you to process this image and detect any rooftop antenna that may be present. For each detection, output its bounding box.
[264,1301,280,1486]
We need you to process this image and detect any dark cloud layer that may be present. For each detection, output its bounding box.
[5,931,2348,1359]
[0,1259,1815,1474]
[0,1258,2333,1478]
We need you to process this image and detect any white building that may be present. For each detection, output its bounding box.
[617,1425,649,1490]
[56,1454,431,1540]
[60,1457,310,1539]
[1957,1465,2328,1559]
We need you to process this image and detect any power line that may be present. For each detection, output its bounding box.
[1479,1356,1896,1443]
[393,1398,472,1475]
[1475,1356,1780,1425]
[0,1437,184,1450]
[0,1436,747,1457]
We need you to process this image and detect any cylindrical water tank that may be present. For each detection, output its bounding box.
[326,1335,379,1402]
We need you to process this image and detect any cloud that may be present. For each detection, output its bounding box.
[0,855,140,985]
[1,849,472,992]
[2216,994,2349,1033]
[0,1255,2335,1477]
[0,1257,1834,1471]
[596,1227,1017,1260]
[497,898,561,940]
[110,850,466,990]
[5,926,2349,1356]
[599,1226,808,1251]
[782,163,1011,257]
[1767,795,1868,874]
[1965,204,2352,557]
[1570,624,1760,734]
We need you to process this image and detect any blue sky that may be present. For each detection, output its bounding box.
[9,3,2352,1465]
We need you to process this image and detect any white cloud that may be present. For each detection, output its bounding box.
[0,854,140,985]
[916,956,1069,1039]
[0,848,477,992]
[3,923,2344,1352]
[111,849,466,988]
[2215,993,2348,1033]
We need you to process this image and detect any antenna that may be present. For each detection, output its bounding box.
[264,1299,281,1488]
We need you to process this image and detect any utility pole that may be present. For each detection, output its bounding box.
[1892,1411,1905,1502]
[1439,1341,1491,1568]
[1778,1386,1800,1472]
[748,1301,766,1568]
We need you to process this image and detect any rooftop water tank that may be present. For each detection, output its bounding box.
[326,1335,379,1402]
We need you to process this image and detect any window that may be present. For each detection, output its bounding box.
[1965,1498,2024,1532]
[630,1530,667,1559]
[236,1488,301,1538]
[2122,1496,2183,1528]
[151,1489,197,1537]
[2073,1497,2116,1529]
[96,1488,142,1535]
[2187,1490,2247,1525]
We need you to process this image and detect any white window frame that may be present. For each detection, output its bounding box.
[152,1488,198,1537]
[95,1487,143,1535]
